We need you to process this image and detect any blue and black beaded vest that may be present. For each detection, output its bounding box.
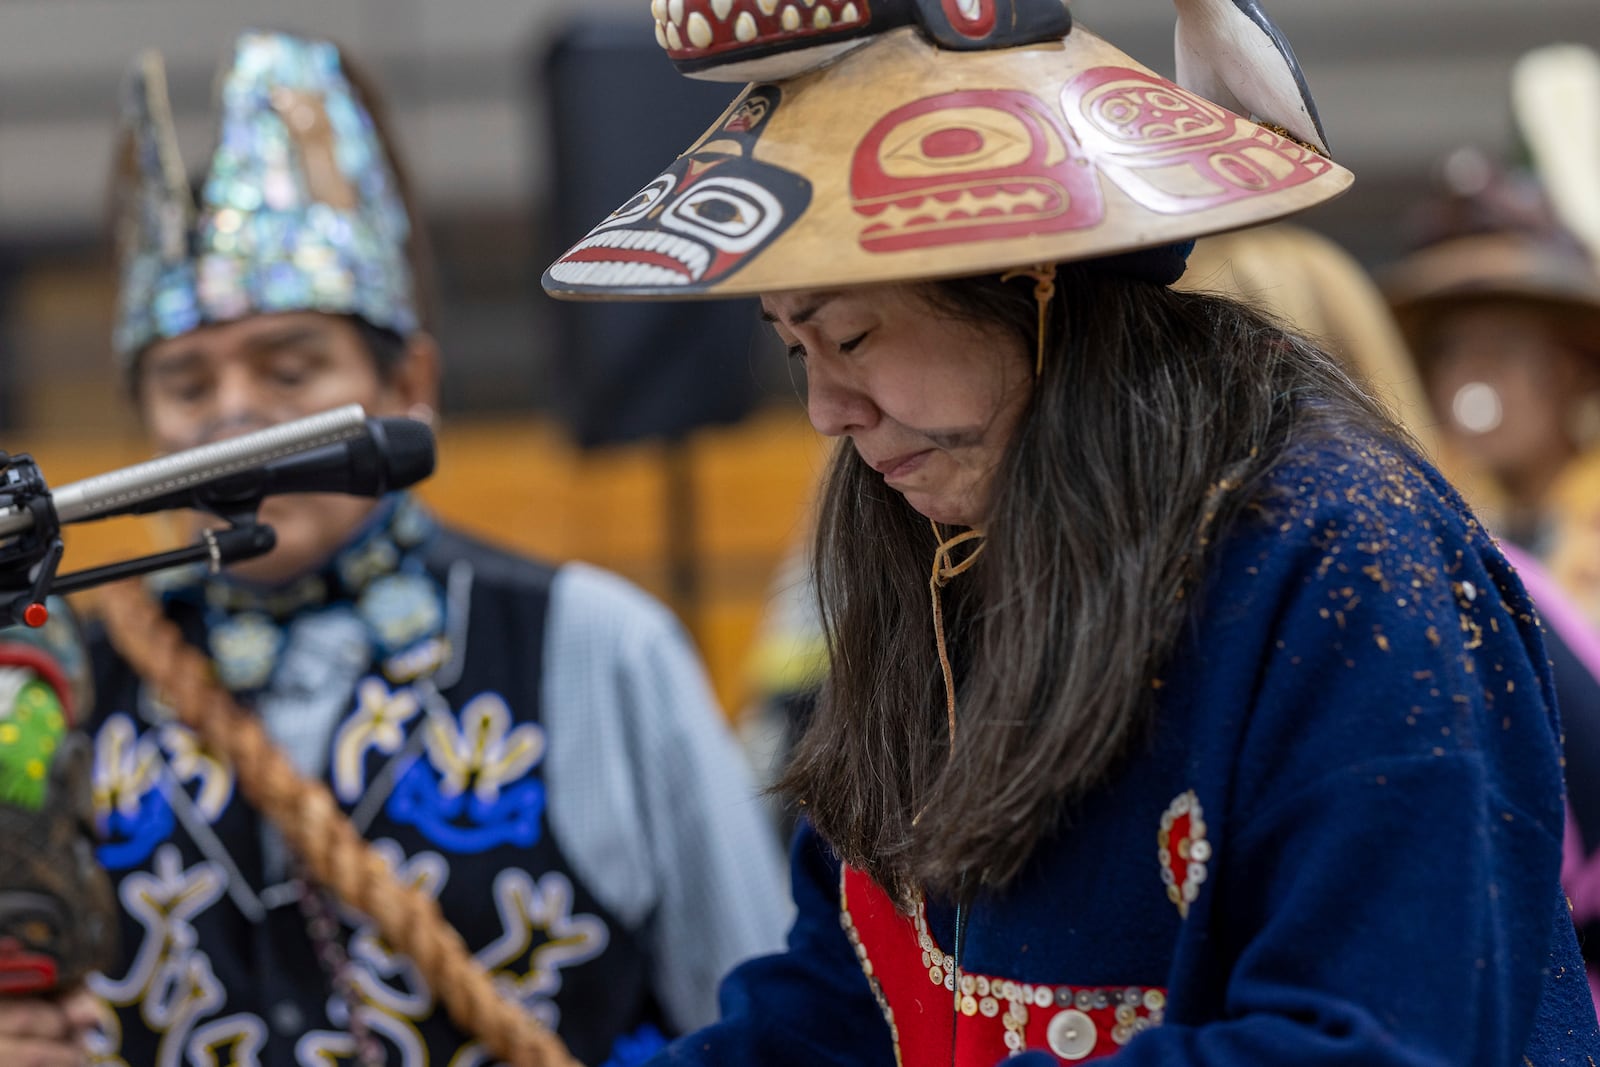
[83,497,666,1067]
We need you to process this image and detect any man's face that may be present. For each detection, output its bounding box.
[135,311,433,585]
[1422,302,1593,502]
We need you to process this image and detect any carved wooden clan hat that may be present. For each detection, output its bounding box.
[542,0,1352,300]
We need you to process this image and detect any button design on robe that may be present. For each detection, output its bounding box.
[1048,1008,1098,1059]
[851,864,1168,1063]
[1158,788,1209,918]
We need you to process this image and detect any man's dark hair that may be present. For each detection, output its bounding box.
[349,316,409,381]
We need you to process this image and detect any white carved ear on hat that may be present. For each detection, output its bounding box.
[1172,0,1330,156]
[115,50,196,265]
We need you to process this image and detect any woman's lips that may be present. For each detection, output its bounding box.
[872,449,933,482]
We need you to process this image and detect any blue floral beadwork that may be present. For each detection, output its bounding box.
[386,760,545,855]
[383,692,549,854]
[97,780,176,872]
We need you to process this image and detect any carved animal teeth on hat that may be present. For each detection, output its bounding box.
[543,0,1351,302]
[689,11,716,47]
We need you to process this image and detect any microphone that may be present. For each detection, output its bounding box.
[0,404,435,535]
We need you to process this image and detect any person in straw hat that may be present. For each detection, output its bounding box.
[545,1,1600,1063]
[1383,150,1600,552]
[0,28,792,1067]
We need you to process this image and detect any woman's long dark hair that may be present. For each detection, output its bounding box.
[778,263,1405,904]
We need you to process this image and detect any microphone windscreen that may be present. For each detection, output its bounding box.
[374,417,437,491]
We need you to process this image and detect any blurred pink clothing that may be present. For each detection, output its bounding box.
[1504,540,1600,1007]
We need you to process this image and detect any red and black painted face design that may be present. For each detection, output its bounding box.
[545,88,811,293]
[656,0,1071,77]
[849,89,1105,253]
[1062,68,1334,215]
[909,0,1070,51]
[934,0,997,38]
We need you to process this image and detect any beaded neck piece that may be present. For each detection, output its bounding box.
[153,494,447,694]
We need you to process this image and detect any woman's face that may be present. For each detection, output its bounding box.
[763,284,1034,527]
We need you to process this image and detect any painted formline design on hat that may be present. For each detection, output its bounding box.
[543,24,1351,301]
[113,31,418,366]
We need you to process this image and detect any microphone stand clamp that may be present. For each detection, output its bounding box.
[0,453,278,628]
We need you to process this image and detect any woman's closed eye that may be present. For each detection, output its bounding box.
[784,331,869,362]
[838,331,869,354]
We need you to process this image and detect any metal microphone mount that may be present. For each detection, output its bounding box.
[0,448,276,628]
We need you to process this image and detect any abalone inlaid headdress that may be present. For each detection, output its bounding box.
[542,0,1352,300]
[113,30,419,366]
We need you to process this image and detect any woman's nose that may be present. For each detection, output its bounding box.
[804,358,877,438]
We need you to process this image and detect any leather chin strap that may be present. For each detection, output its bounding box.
[999,263,1056,378]
[928,521,986,763]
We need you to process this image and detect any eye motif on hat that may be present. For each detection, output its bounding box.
[547,87,811,292]
[850,89,1105,252]
[913,0,1071,50]
[1064,68,1333,216]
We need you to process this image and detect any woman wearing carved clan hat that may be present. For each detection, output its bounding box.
[546,2,1600,1065]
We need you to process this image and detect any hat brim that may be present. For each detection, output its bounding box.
[1385,233,1600,314]
[543,24,1352,302]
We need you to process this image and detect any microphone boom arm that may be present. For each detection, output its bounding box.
[0,447,278,627]
[0,404,432,628]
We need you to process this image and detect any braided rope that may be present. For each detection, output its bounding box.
[95,581,582,1067]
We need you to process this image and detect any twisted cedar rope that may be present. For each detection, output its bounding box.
[95,581,582,1067]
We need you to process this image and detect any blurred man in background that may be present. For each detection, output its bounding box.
[1383,150,1600,550]
[0,29,789,1067]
